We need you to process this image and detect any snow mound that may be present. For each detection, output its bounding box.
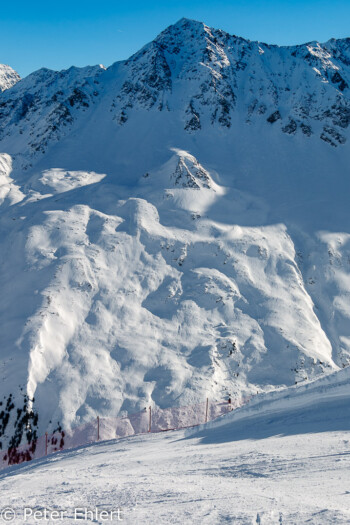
[38,169,106,194]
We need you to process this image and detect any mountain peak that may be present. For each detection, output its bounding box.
[0,64,20,92]
[169,17,205,29]
[155,17,215,43]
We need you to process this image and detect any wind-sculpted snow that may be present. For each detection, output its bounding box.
[0,19,350,448]
[0,148,344,447]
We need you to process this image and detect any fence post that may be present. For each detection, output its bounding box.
[205,398,209,423]
[45,432,48,456]
[97,416,100,441]
[148,406,152,433]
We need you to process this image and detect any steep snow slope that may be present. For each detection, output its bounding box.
[192,364,350,440]
[0,19,350,448]
[0,64,20,92]
[1,370,350,524]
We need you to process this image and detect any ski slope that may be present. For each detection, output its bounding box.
[1,369,350,524]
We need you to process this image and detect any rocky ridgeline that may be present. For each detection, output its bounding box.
[0,19,349,162]
[111,19,350,143]
[0,65,104,161]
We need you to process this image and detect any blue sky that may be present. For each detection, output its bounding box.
[2,0,350,77]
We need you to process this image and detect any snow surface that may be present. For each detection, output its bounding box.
[0,18,350,447]
[1,369,350,524]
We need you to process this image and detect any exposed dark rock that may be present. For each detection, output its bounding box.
[0,392,39,461]
[321,126,346,146]
[118,110,128,125]
[282,119,297,134]
[172,156,211,189]
[300,123,312,136]
[185,100,201,131]
[267,110,281,123]
[331,71,349,92]
[67,88,90,108]
[330,105,350,128]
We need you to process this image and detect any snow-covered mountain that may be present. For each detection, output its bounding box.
[1,18,350,448]
[0,64,20,92]
[1,18,350,159]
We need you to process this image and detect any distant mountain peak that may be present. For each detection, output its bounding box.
[0,64,20,91]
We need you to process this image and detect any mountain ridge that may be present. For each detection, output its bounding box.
[1,17,350,170]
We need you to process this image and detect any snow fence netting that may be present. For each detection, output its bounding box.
[0,399,242,469]
[151,402,207,432]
